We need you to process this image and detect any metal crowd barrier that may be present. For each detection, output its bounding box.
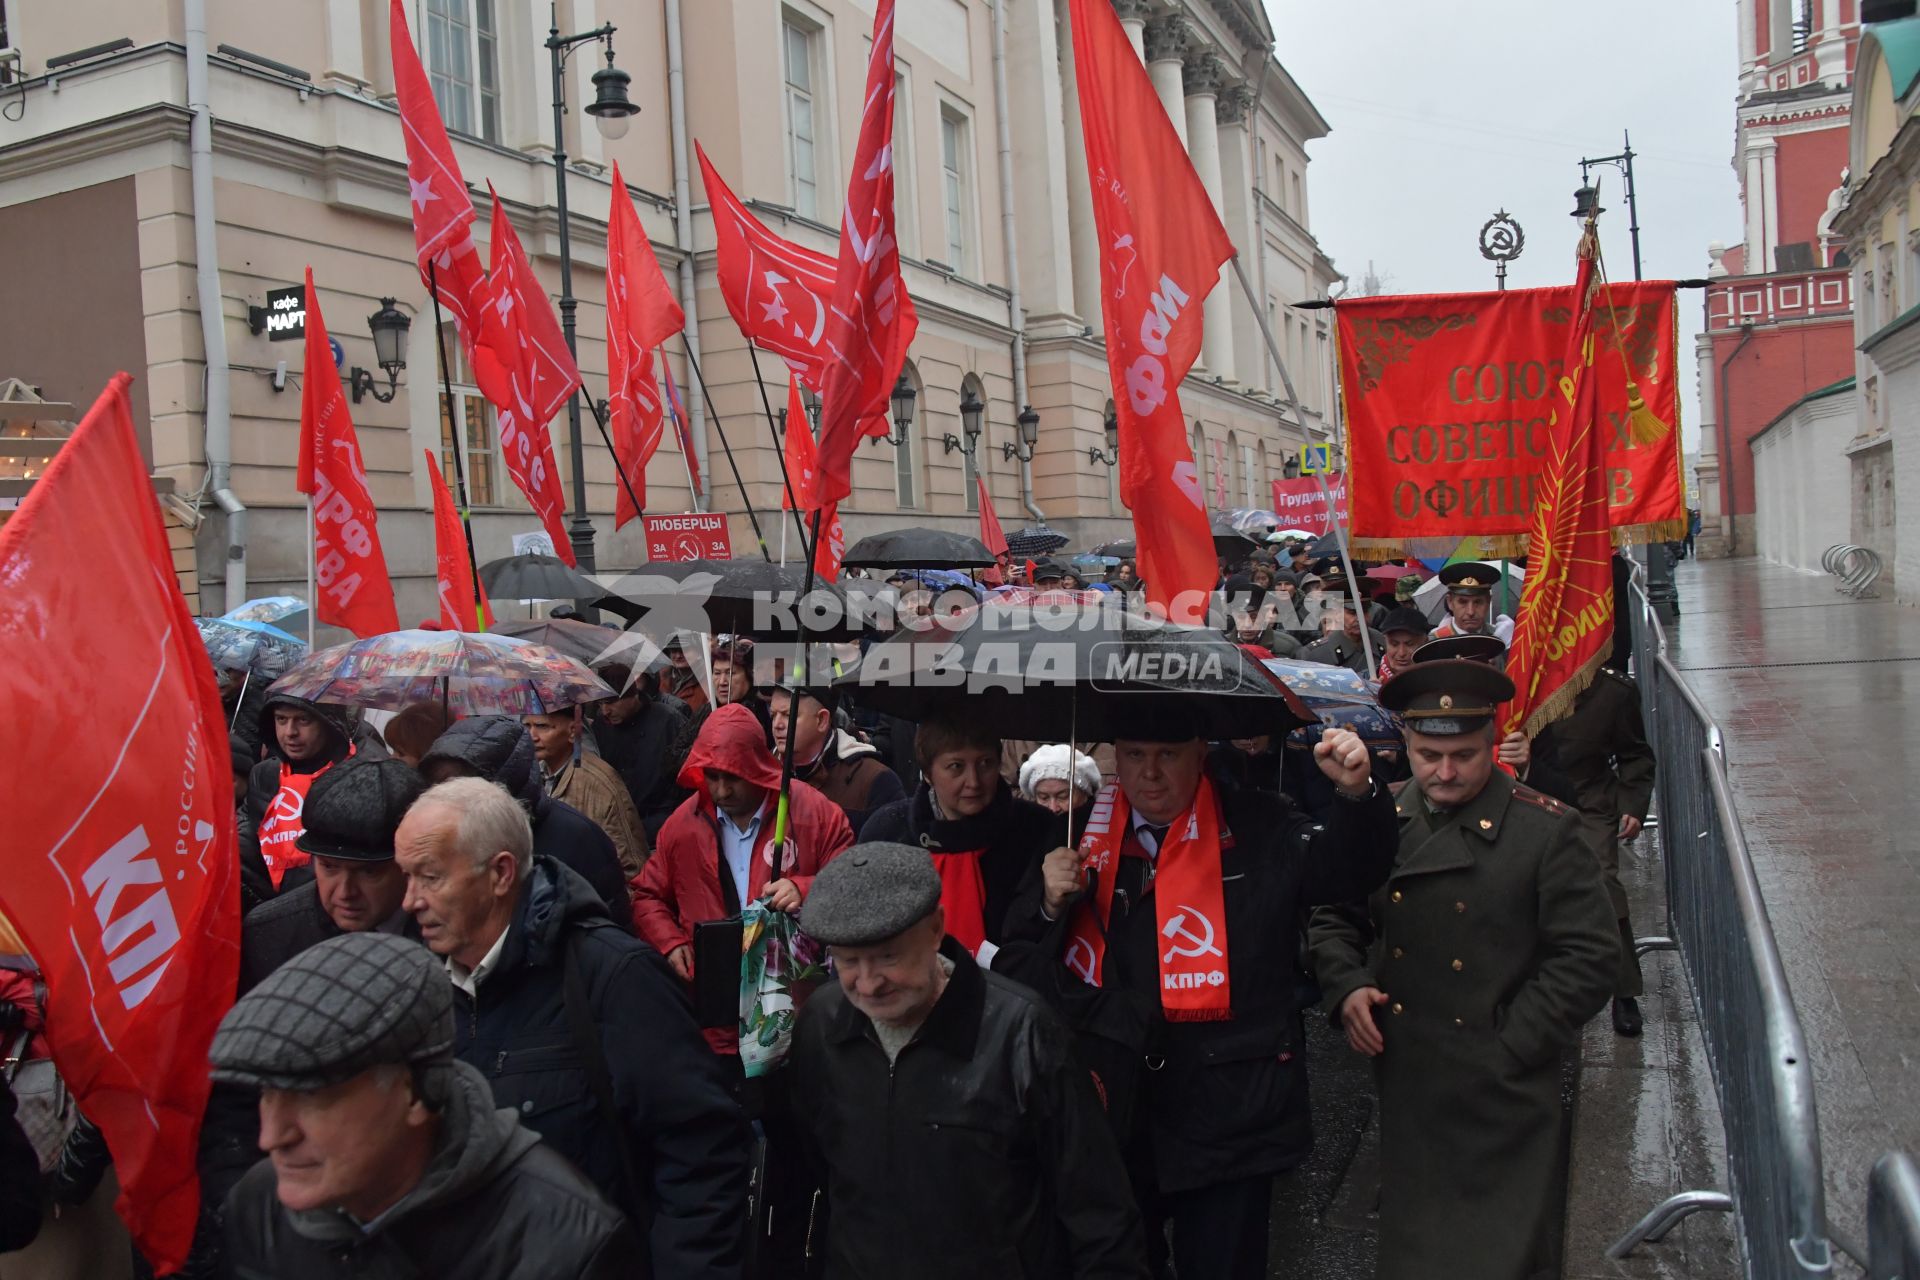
[1606,573,1836,1276]
[1869,1153,1920,1279]
[1821,543,1884,598]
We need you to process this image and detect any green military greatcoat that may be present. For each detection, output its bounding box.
[1308,770,1617,1280]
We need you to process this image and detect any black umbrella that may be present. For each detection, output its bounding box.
[1210,513,1261,559]
[478,554,600,601]
[827,599,1311,740]
[488,618,636,668]
[1005,525,1071,557]
[1093,537,1136,559]
[594,559,863,640]
[842,526,996,570]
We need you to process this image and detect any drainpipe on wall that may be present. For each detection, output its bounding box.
[664,0,709,509]
[186,0,246,610]
[1718,321,1755,555]
[990,0,1043,523]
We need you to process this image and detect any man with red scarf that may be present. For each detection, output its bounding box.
[1005,706,1396,1280]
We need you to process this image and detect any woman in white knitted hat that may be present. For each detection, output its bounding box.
[1017,744,1103,819]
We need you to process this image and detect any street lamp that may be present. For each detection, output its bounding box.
[1002,405,1039,462]
[1571,183,1604,221]
[884,371,918,446]
[349,298,411,404]
[942,385,985,456]
[1282,452,1301,480]
[1087,404,1119,466]
[547,10,639,572]
[1577,130,1641,280]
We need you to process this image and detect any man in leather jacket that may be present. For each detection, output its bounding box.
[790,843,1147,1279]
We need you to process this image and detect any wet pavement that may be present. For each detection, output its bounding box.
[1660,556,1920,1269]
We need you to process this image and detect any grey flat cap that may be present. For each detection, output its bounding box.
[295,757,425,862]
[800,842,942,946]
[209,932,453,1091]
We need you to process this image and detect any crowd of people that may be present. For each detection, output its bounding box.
[0,535,1658,1280]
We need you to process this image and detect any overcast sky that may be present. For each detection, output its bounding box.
[1264,0,1742,453]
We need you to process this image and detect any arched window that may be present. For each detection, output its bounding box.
[961,373,986,513]
[1226,431,1241,510]
[1257,441,1270,509]
[896,360,922,508]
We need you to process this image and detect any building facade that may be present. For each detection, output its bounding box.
[0,0,1342,627]
[1694,0,1860,559]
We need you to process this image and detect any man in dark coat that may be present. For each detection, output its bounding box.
[769,686,905,835]
[395,777,751,1278]
[214,932,636,1278]
[419,716,632,928]
[1307,659,1617,1280]
[593,660,693,841]
[791,843,1148,1279]
[1004,709,1397,1280]
[1299,587,1388,676]
[0,1079,38,1253]
[237,692,355,910]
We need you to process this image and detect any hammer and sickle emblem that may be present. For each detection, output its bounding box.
[1161,905,1223,963]
[1064,936,1099,984]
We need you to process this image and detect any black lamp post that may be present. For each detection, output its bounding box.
[547,8,639,572]
[1577,130,1641,280]
[1002,405,1039,462]
[885,371,918,446]
[350,298,411,404]
[1282,452,1301,480]
[943,386,985,456]
[1087,405,1119,466]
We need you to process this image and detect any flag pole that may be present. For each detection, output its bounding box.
[772,503,827,848]
[677,335,773,562]
[580,391,649,527]
[427,260,490,631]
[664,358,701,506]
[304,494,316,646]
[1228,254,1374,675]
[744,340,815,561]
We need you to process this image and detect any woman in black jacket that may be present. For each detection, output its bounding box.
[859,712,1064,960]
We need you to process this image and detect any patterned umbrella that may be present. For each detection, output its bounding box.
[1223,507,1282,534]
[1260,659,1404,751]
[195,615,306,679]
[223,595,309,633]
[1004,525,1071,557]
[267,629,614,715]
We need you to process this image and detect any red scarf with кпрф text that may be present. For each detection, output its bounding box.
[1062,776,1232,1022]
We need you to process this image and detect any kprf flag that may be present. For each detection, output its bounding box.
[388,0,508,405]
[1503,227,1616,737]
[781,375,819,511]
[811,502,847,583]
[426,449,489,631]
[697,143,838,391]
[607,161,687,527]
[977,475,1008,585]
[812,0,919,504]
[0,374,239,1272]
[478,186,579,565]
[1069,0,1233,622]
[297,270,399,638]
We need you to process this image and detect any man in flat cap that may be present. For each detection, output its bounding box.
[1299,583,1387,675]
[1430,561,1516,643]
[215,932,636,1277]
[1377,606,1434,681]
[1307,660,1617,1280]
[1005,705,1397,1280]
[789,842,1148,1279]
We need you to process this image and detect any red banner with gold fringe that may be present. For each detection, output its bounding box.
[1333,280,1684,556]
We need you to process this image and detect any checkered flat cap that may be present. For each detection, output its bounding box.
[209,932,453,1091]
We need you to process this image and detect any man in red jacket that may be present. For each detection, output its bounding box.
[634,704,854,1035]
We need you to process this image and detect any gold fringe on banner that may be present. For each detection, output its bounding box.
[1347,519,1685,561]
[1520,645,1607,739]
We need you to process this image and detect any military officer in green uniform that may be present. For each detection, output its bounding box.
[1430,561,1515,644]
[1308,659,1617,1280]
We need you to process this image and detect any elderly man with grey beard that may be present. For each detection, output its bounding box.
[789,842,1148,1279]
[394,776,752,1279]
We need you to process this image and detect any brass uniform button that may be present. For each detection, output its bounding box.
[1391,1002,1404,1015]
[1391,947,1404,959]
[1454,1018,1465,1027]
[1478,818,1493,830]
[1451,959,1464,972]
[1454,901,1466,913]
[1390,891,1403,903]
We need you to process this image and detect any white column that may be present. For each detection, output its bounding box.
[1184,51,1233,384]
[1694,330,1725,555]
[1112,0,1150,64]
[1738,0,1759,87]
[1217,85,1260,389]
[1744,146,1766,270]
[1143,16,1189,151]
[1007,0,1078,334]
[1062,0,1103,328]
[322,0,368,88]
[1759,138,1781,270]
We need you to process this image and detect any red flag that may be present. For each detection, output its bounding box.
[811,502,847,582]
[697,144,838,391]
[814,0,918,504]
[0,375,239,1271]
[387,0,508,402]
[426,449,490,630]
[1070,0,1233,622]
[297,270,400,638]
[1503,228,1616,737]
[781,375,819,511]
[607,162,687,527]
[977,475,1008,585]
[663,361,701,499]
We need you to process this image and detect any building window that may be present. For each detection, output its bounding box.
[1226,432,1241,508]
[783,17,821,219]
[424,0,501,144]
[940,106,973,273]
[439,321,497,506]
[893,70,915,257]
[896,361,921,508]
[1291,172,1304,222]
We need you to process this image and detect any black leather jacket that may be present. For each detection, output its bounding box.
[789,939,1148,1279]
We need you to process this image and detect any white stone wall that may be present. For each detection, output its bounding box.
[1750,392,1856,572]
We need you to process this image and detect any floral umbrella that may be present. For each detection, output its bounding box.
[266,629,614,716]
[195,615,306,678]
